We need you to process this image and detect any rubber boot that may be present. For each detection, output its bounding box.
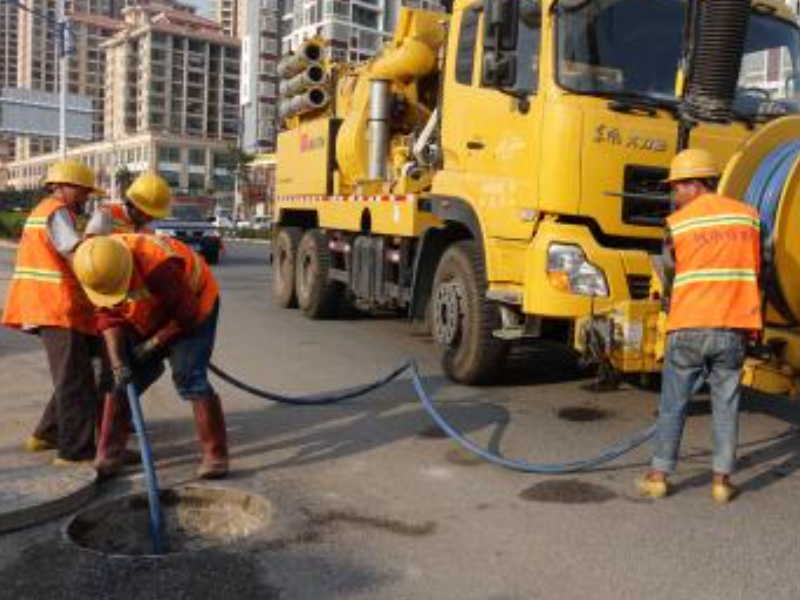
[94,392,131,478]
[192,393,229,479]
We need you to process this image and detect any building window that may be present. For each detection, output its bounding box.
[188,148,205,165]
[158,145,181,163]
[160,169,181,188]
[188,173,205,190]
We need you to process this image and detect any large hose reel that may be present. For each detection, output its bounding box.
[719,116,800,326]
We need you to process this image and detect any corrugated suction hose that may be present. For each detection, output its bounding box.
[683,0,751,123]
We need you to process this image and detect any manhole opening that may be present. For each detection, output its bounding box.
[557,406,611,422]
[65,486,272,557]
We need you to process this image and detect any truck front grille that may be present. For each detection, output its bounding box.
[627,274,651,299]
[621,164,671,227]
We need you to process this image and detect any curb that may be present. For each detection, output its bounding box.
[0,239,19,249]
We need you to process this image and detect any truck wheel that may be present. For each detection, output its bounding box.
[295,229,342,319]
[273,226,302,308]
[431,240,509,384]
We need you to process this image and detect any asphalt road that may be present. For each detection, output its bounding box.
[1,241,800,599]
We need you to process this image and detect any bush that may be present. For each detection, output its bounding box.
[230,227,271,240]
[0,210,28,239]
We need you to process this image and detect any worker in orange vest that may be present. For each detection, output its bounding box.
[638,149,762,504]
[2,160,107,465]
[85,171,171,235]
[73,233,229,479]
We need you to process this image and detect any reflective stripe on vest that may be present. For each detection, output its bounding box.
[670,214,760,237]
[673,268,758,288]
[1,196,96,333]
[12,267,63,282]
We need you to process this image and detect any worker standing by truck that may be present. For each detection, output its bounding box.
[73,233,229,479]
[637,149,763,504]
[85,171,172,235]
[2,160,107,466]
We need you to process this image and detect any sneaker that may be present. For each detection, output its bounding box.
[52,457,94,468]
[24,435,56,453]
[711,481,738,504]
[636,476,669,499]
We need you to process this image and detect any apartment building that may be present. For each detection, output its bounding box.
[7,3,241,193]
[281,0,443,61]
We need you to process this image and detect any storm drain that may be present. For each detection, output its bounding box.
[65,485,272,557]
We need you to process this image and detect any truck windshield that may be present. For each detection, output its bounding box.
[556,0,800,117]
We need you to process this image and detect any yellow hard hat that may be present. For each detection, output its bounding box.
[44,160,106,196]
[125,171,172,219]
[73,236,133,307]
[666,148,721,182]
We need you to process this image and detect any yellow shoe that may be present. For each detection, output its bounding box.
[636,476,669,499]
[711,482,738,504]
[52,457,94,468]
[24,435,56,452]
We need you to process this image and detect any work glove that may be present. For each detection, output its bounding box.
[112,364,134,396]
[132,336,162,364]
[85,206,113,236]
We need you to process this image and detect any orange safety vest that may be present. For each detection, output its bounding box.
[114,233,219,338]
[666,193,762,332]
[1,196,96,334]
[105,202,154,234]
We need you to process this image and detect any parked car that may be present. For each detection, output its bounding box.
[252,216,272,231]
[151,204,222,265]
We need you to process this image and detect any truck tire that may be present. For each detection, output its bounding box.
[295,229,342,319]
[431,240,509,384]
[273,226,302,308]
[204,248,220,265]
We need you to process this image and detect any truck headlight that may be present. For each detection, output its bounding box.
[547,243,609,297]
[154,228,175,237]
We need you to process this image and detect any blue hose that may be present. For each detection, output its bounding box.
[210,360,656,473]
[126,383,167,555]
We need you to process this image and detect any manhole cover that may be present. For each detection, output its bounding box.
[557,406,611,422]
[519,479,617,504]
[65,485,272,557]
[0,465,96,533]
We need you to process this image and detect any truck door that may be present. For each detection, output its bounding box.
[437,1,542,241]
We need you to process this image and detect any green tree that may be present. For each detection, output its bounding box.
[114,165,135,194]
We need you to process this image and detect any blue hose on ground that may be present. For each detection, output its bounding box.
[209,360,656,473]
[126,383,167,554]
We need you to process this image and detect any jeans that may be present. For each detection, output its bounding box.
[136,301,219,400]
[652,328,746,475]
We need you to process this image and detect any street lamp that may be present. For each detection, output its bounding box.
[0,0,72,157]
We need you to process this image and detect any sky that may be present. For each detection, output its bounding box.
[183,0,213,19]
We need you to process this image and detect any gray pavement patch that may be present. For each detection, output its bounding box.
[0,464,96,533]
[518,479,617,504]
[0,540,281,600]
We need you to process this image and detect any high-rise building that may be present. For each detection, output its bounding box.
[0,2,19,160]
[103,3,241,141]
[280,0,443,62]
[240,0,279,152]
[212,0,240,37]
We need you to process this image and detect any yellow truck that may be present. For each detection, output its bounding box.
[273,0,800,390]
